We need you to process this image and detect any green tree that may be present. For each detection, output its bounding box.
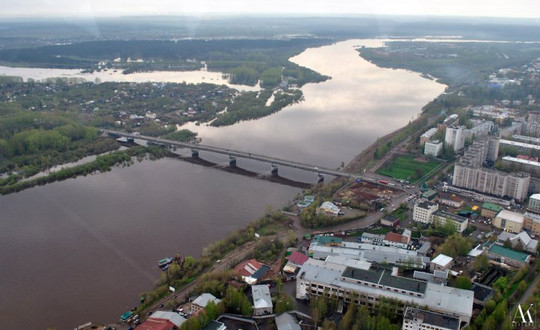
[473,254,490,273]
[455,275,472,290]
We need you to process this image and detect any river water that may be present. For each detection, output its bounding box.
[0,39,445,329]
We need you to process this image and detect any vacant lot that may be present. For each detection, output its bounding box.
[377,155,441,182]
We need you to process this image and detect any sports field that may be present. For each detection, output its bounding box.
[377,155,441,183]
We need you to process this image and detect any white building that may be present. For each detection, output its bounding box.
[420,128,439,145]
[191,293,221,313]
[424,140,443,157]
[445,126,465,152]
[252,285,273,316]
[430,254,453,272]
[529,194,540,214]
[413,201,439,224]
[493,210,525,233]
[432,211,469,233]
[317,201,341,216]
[296,260,473,325]
[402,306,460,330]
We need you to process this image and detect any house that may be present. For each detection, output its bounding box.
[137,318,176,330]
[487,244,530,268]
[283,251,309,280]
[402,306,460,330]
[430,254,453,272]
[252,285,273,316]
[275,313,301,330]
[493,210,524,233]
[496,231,538,254]
[148,311,186,328]
[316,201,341,216]
[191,293,221,313]
[234,258,270,284]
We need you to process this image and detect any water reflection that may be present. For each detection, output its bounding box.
[181,39,446,168]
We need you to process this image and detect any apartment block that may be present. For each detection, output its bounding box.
[413,201,439,224]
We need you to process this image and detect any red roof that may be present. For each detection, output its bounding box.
[234,259,262,277]
[287,251,309,265]
[384,232,405,244]
[137,319,175,330]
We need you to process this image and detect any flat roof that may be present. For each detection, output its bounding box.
[342,266,427,294]
[488,244,530,262]
[433,211,468,223]
[431,254,453,267]
[503,156,540,167]
[298,261,473,319]
[500,139,540,151]
[404,306,460,330]
[482,202,502,212]
[496,210,524,224]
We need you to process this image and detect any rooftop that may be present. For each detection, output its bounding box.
[496,210,524,224]
[313,235,343,246]
[288,251,309,266]
[193,293,221,308]
[433,211,468,223]
[417,201,438,209]
[384,232,405,243]
[488,244,530,262]
[342,266,427,294]
[150,311,186,327]
[404,307,460,330]
[482,202,502,212]
[252,284,272,309]
[431,254,453,267]
[275,313,301,330]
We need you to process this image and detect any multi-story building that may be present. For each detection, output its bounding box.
[420,128,438,146]
[413,201,439,224]
[296,260,473,326]
[402,306,460,330]
[445,125,465,152]
[528,194,540,214]
[524,212,540,236]
[432,211,469,233]
[452,163,530,202]
[424,140,443,157]
[493,210,524,233]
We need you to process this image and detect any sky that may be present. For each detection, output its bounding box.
[1,0,539,19]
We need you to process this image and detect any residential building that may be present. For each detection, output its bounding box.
[452,163,530,202]
[275,313,301,330]
[204,320,226,330]
[283,251,309,280]
[501,156,540,177]
[497,231,538,254]
[432,211,469,233]
[296,260,474,325]
[424,140,443,157]
[317,201,341,216]
[430,254,453,272]
[445,125,465,152]
[148,311,186,328]
[466,120,494,139]
[252,284,273,316]
[481,202,503,218]
[524,211,540,236]
[493,210,525,233]
[234,258,270,283]
[528,194,540,214]
[413,201,439,224]
[191,293,221,313]
[420,128,438,146]
[402,306,460,330]
[487,244,530,268]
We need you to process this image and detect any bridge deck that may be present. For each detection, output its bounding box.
[101,129,373,180]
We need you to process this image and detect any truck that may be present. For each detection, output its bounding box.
[379,179,389,185]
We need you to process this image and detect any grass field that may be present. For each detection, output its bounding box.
[377,155,441,183]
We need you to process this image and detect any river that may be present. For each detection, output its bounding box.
[0,39,445,329]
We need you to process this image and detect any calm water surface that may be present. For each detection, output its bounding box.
[0,39,445,329]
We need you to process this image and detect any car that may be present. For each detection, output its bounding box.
[147,311,153,316]
[159,303,164,308]
[216,259,221,263]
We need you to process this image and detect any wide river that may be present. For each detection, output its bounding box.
[0,39,445,329]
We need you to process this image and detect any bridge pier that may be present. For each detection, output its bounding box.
[191,149,199,158]
[229,156,237,167]
[317,173,324,183]
[271,164,278,176]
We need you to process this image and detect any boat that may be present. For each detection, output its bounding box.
[157,257,173,268]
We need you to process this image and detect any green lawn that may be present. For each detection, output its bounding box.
[377,155,441,183]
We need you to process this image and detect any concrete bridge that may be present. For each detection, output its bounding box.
[101,129,375,183]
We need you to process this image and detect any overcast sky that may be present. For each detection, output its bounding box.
[1,0,539,19]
